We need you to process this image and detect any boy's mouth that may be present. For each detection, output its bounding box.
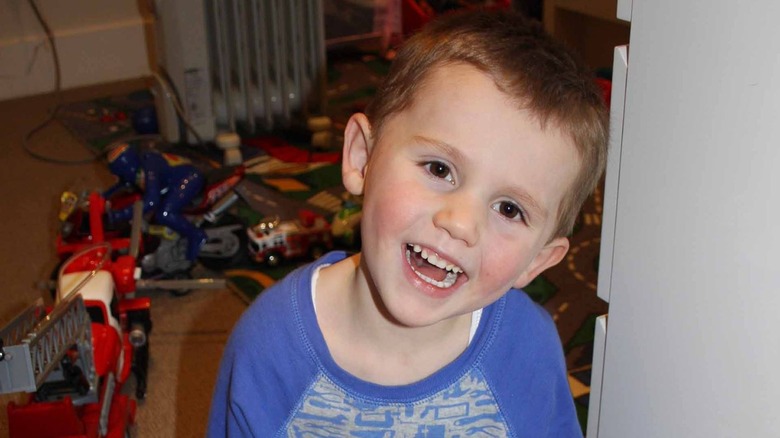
[405,243,464,288]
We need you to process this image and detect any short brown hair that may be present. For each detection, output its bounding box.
[365,10,608,238]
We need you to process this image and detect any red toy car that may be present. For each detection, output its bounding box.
[247,210,333,267]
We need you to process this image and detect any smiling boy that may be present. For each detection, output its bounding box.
[209,9,607,437]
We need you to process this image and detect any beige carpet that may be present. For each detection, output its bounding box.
[0,80,246,437]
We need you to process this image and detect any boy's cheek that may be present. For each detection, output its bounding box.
[363,192,414,228]
[361,186,426,240]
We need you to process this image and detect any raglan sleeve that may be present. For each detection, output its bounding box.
[537,306,583,438]
[483,292,583,437]
[207,323,256,438]
[205,274,317,437]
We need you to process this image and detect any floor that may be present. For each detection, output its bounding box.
[0,80,246,437]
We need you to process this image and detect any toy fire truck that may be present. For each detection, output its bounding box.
[247,210,333,267]
[0,243,151,437]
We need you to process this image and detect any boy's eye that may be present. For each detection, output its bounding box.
[493,201,525,222]
[423,161,454,183]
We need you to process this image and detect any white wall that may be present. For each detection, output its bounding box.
[0,0,150,101]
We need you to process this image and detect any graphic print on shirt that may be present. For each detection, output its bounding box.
[287,368,508,436]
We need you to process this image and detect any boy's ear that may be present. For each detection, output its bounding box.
[513,237,570,289]
[342,113,373,196]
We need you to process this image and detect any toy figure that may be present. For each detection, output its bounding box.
[105,143,207,261]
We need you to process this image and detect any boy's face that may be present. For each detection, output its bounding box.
[342,64,579,328]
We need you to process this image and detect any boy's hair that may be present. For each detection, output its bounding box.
[365,10,608,238]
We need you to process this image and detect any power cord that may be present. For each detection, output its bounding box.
[149,69,206,147]
[19,0,97,165]
[21,0,153,164]
[21,0,210,165]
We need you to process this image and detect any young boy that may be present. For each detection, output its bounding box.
[208,9,607,437]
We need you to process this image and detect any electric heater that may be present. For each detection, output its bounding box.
[153,0,328,143]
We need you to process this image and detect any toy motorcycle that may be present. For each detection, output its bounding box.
[56,165,248,284]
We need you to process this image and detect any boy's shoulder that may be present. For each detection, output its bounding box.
[480,288,568,384]
[477,290,578,435]
[500,288,560,339]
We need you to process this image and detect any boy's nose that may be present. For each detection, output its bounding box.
[432,195,481,247]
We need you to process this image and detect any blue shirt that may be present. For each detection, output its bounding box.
[208,252,581,437]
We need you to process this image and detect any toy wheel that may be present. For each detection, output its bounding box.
[265,251,283,268]
[132,342,149,400]
[198,214,248,271]
[168,270,193,297]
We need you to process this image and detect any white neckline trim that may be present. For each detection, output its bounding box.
[469,308,483,344]
[311,263,329,314]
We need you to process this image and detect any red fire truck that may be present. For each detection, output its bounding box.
[1,243,151,437]
[247,210,333,267]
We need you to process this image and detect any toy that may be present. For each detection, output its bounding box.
[215,132,243,166]
[56,164,248,291]
[247,210,333,267]
[131,106,159,134]
[105,143,206,262]
[56,191,134,261]
[331,194,363,248]
[1,243,151,437]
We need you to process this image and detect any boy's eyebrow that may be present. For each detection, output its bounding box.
[411,135,548,222]
[412,135,467,164]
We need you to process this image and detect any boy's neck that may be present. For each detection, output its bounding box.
[315,254,473,386]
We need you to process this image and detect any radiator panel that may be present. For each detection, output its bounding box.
[156,0,327,143]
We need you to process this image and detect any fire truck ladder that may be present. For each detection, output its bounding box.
[0,294,97,403]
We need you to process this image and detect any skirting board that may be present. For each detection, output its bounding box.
[0,18,150,101]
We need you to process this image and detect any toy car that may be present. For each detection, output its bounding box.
[247,210,333,267]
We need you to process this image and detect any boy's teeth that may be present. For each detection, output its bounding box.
[406,244,464,289]
[410,244,462,274]
[421,270,458,288]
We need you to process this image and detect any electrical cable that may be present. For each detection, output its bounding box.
[20,0,211,165]
[22,1,165,165]
[148,69,229,169]
[20,0,138,165]
[149,69,206,147]
[20,2,225,174]
[26,0,59,98]
[141,0,209,148]
[19,0,99,165]
[20,0,152,165]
